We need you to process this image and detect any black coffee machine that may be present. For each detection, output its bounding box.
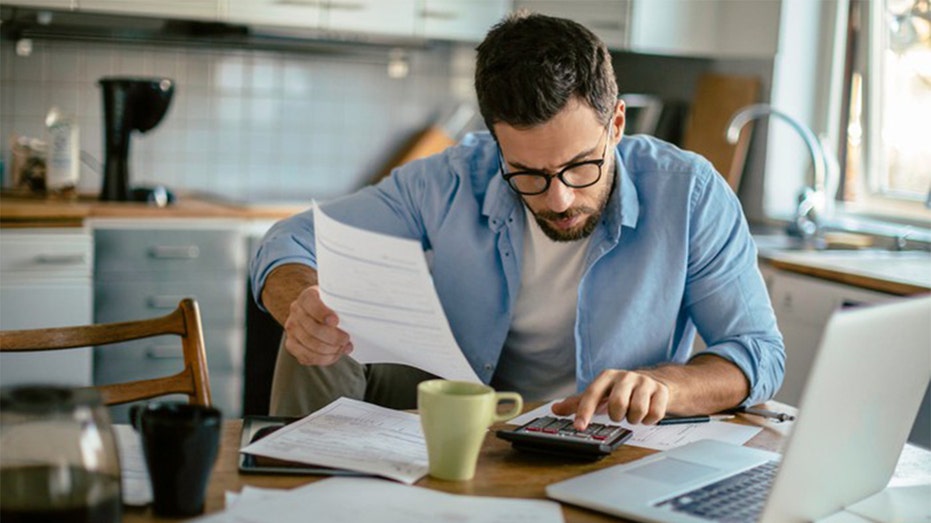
[99,77,174,201]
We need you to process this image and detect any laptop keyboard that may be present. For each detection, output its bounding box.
[655,460,779,522]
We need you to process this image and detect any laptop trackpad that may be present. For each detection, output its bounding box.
[628,457,719,486]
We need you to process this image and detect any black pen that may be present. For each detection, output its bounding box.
[738,407,796,422]
[656,414,735,425]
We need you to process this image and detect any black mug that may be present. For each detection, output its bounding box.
[130,402,221,517]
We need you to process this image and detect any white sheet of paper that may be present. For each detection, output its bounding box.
[194,478,565,523]
[508,400,762,451]
[113,424,152,506]
[844,484,931,523]
[313,205,480,382]
[240,397,429,484]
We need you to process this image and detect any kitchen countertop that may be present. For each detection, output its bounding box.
[0,191,310,227]
[756,243,931,296]
[4,193,926,296]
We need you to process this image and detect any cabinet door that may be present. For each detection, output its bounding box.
[0,282,93,387]
[766,269,893,406]
[419,0,508,42]
[629,0,780,58]
[5,0,76,9]
[79,0,220,20]
[514,0,631,50]
[225,0,321,28]
[322,0,417,37]
[0,229,93,387]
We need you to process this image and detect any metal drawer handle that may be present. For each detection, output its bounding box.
[419,9,457,20]
[33,254,87,265]
[148,245,200,259]
[146,345,183,359]
[275,0,321,6]
[326,1,365,11]
[147,295,191,309]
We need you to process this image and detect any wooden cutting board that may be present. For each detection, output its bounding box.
[682,73,761,192]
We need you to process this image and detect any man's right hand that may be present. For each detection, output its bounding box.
[283,284,354,366]
[260,263,353,366]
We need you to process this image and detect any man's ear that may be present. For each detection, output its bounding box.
[612,100,626,143]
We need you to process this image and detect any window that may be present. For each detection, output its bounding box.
[841,0,931,211]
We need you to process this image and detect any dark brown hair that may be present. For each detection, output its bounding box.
[475,12,618,133]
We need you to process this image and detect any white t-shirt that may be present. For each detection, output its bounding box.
[491,207,591,401]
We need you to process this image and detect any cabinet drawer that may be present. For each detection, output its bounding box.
[0,229,92,279]
[92,328,243,371]
[94,228,245,277]
[95,280,244,324]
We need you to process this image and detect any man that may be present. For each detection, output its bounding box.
[251,13,784,430]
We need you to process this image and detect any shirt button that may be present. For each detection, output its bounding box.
[483,363,493,371]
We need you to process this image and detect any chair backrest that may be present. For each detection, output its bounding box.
[0,298,211,407]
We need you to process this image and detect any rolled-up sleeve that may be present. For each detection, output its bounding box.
[249,207,319,311]
[684,168,785,406]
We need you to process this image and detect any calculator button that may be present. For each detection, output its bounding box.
[542,419,570,433]
[523,417,554,432]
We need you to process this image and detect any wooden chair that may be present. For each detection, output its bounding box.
[0,298,211,407]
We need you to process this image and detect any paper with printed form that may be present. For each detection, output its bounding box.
[510,400,762,452]
[240,397,429,484]
[194,478,565,523]
[313,205,480,382]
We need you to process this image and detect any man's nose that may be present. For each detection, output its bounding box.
[544,179,574,213]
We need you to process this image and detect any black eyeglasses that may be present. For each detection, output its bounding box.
[499,123,611,196]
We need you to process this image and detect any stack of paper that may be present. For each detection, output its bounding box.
[240,398,429,484]
[195,478,564,523]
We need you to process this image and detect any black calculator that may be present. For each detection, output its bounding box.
[496,416,633,460]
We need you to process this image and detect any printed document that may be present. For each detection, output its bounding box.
[510,400,762,451]
[314,205,480,382]
[194,478,565,523]
[113,424,152,506]
[240,397,429,484]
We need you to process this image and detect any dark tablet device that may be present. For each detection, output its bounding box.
[496,416,633,460]
[238,415,370,476]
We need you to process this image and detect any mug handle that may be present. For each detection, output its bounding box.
[492,392,523,423]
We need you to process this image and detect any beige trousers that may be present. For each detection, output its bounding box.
[268,335,439,417]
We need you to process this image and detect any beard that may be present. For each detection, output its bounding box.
[528,172,615,242]
[532,206,602,242]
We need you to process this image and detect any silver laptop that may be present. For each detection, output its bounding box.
[547,295,931,523]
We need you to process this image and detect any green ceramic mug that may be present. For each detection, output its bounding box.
[417,380,523,481]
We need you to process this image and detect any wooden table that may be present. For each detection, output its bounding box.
[122,405,795,523]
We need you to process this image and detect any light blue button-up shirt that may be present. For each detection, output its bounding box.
[251,132,785,406]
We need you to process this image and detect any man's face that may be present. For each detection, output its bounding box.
[495,98,624,242]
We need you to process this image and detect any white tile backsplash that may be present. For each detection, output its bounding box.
[0,39,470,200]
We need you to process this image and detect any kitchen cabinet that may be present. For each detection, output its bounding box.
[629,0,780,58]
[77,0,219,20]
[513,0,631,50]
[760,264,896,407]
[224,0,321,29]
[0,228,94,387]
[762,263,930,448]
[224,0,418,38]
[324,0,418,37]
[91,220,247,422]
[516,0,780,58]
[4,0,76,9]
[419,0,509,42]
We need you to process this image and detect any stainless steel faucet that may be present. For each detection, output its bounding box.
[726,103,836,242]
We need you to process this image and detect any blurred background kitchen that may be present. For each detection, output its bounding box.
[1,1,929,445]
